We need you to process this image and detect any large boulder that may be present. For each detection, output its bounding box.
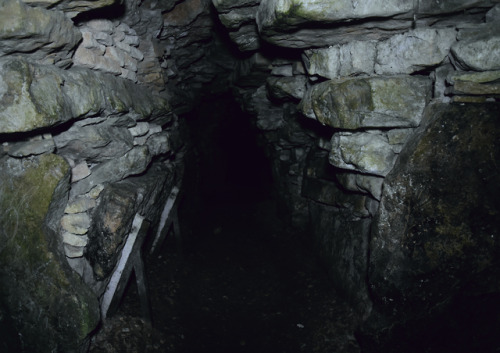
[362,103,500,351]
[300,76,431,130]
[0,57,172,134]
[0,154,100,352]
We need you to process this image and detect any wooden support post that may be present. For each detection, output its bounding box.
[150,185,182,256]
[101,213,152,323]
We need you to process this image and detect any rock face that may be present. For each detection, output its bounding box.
[363,102,500,351]
[1,0,500,350]
[0,154,100,352]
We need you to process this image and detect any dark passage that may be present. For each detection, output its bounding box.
[89,94,361,352]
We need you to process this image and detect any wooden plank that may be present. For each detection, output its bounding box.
[101,213,151,321]
[150,185,181,255]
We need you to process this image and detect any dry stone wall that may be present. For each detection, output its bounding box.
[214,0,500,349]
[0,0,186,351]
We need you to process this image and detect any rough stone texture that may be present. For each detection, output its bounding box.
[451,23,500,71]
[364,103,500,350]
[69,145,152,198]
[300,76,431,130]
[0,154,99,352]
[375,28,457,74]
[266,75,307,101]
[0,0,81,66]
[0,58,172,134]
[329,130,401,177]
[85,183,139,280]
[303,41,377,79]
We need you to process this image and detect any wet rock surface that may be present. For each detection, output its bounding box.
[89,193,361,353]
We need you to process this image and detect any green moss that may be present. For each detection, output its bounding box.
[0,154,99,351]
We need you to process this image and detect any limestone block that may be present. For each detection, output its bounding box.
[69,146,152,198]
[81,30,106,53]
[486,3,500,22]
[74,46,122,75]
[228,24,261,51]
[266,75,307,101]
[163,0,206,26]
[120,68,138,82]
[113,29,126,42]
[64,244,85,258]
[94,31,114,46]
[104,46,126,67]
[249,86,285,130]
[61,213,91,234]
[86,19,114,34]
[417,0,499,15]
[54,123,134,163]
[0,154,99,351]
[64,196,96,214]
[335,172,385,201]
[123,35,140,47]
[271,64,293,76]
[451,23,500,71]
[302,76,431,129]
[256,0,413,31]
[449,70,500,96]
[0,0,81,62]
[303,41,376,79]
[329,130,399,177]
[129,122,150,137]
[71,161,91,182]
[116,22,137,36]
[134,124,163,145]
[8,138,55,157]
[88,184,105,199]
[146,131,171,156]
[0,56,172,134]
[62,232,89,247]
[212,0,260,12]
[218,6,258,29]
[375,28,457,74]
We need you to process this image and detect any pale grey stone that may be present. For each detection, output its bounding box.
[486,3,500,22]
[8,138,55,157]
[266,75,307,101]
[256,0,413,32]
[80,31,106,53]
[271,64,293,77]
[116,23,137,36]
[146,131,171,156]
[129,122,150,137]
[301,76,431,129]
[303,41,376,79]
[69,146,152,198]
[71,161,91,182]
[218,6,258,29]
[375,28,457,74]
[0,56,172,134]
[123,35,140,47]
[86,19,114,34]
[61,213,91,234]
[451,24,500,71]
[0,0,81,64]
[120,68,138,82]
[88,184,105,199]
[62,232,89,247]
[104,46,126,67]
[64,197,97,214]
[94,31,114,46]
[329,131,398,176]
[336,173,385,200]
[64,244,85,258]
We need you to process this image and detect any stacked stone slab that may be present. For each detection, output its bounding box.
[0,0,183,351]
[214,0,500,349]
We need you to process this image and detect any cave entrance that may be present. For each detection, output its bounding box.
[90,93,359,353]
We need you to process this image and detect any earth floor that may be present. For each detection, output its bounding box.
[89,189,362,353]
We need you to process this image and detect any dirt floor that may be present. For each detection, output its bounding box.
[89,189,362,353]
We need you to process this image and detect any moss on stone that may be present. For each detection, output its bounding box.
[0,154,99,352]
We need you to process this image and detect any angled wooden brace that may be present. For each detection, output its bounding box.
[100,213,152,323]
[149,185,182,256]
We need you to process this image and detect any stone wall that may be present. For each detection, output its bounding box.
[0,0,185,351]
[212,0,500,350]
[1,0,499,350]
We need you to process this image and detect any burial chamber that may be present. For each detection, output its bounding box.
[0,0,499,351]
